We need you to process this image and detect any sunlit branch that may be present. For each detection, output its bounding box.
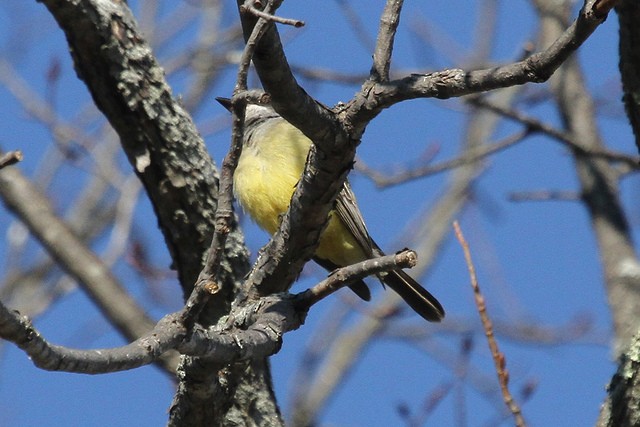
[371,0,404,82]
[0,150,23,169]
[296,250,418,309]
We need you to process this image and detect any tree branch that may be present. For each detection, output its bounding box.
[39,0,249,307]
[470,96,640,168]
[296,250,418,309]
[0,167,179,373]
[371,0,404,82]
[0,150,23,169]
[0,293,304,374]
[532,0,639,354]
[453,221,527,427]
[347,0,618,130]
[0,302,184,374]
[597,330,640,426]
[356,128,529,188]
[240,0,304,27]
[616,0,640,155]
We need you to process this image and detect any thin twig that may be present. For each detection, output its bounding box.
[350,1,618,120]
[180,0,278,325]
[0,167,177,370]
[508,190,581,203]
[453,221,527,427]
[295,250,417,310]
[240,0,304,27]
[0,150,23,169]
[469,96,640,168]
[356,129,529,188]
[333,0,376,51]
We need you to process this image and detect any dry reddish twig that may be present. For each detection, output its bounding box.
[453,220,527,427]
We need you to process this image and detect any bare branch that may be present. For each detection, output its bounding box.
[531,0,639,354]
[0,167,179,373]
[356,129,529,188]
[616,0,640,155]
[508,190,581,203]
[348,1,618,129]
[0,150,23,169]
[0,293,304,375]
[179,0,276,326]
[240,0,304,27]
[371,0,404,82]
[0,169,154,341]
[470,96,640,168]
[0,302,184,374]
[170,6,284,422]
[453,221,527,427]
[296,250,418,309]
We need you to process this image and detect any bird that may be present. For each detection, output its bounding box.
[217,97,444,322]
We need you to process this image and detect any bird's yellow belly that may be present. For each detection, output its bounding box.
[315,212,364,266]
[234,133,365,267]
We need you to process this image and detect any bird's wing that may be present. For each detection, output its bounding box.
[334,181,378,257]
[334,182,445,322]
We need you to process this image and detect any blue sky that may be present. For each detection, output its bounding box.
[0,1,636,426]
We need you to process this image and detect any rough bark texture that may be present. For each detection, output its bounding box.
[598,332,640,427]
[37,1,281,426]
[617,0,640,155]
[40,0,248,306]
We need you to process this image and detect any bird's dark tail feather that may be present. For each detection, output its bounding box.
[382,270,445,322]
[348,280,372,301]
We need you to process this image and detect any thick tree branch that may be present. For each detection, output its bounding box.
[616,0,640,155]
[1,245,418,376]
[597,331,640,426]
[168,8,279,422]
[39,0,249,309]
[0,294,303,374]
[347,0,618,131]
[0,302,184,374]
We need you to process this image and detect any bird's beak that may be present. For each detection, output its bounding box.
[215,97,232,112]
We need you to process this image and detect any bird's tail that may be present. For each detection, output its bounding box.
[381,270,445,322]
